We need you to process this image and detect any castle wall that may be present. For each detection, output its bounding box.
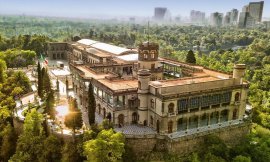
[125,122,251,156]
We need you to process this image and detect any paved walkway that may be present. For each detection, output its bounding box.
[168,119,245,139]
[115,125,157,135]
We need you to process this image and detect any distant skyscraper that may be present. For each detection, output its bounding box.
[210,12,223,27]
[154,7,170,21]
[223,12,231,26]
[190,10,205,24]
[230,9,239,25]
[238,12,248,28]
[249,1,264,22]
[242,5,249,12]
[238,1,264,28]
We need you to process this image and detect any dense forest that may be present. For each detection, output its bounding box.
[0,15,270,161]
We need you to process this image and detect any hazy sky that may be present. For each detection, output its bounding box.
[0,0,269,19]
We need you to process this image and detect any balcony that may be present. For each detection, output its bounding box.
[168,112,177,117]
[233,101,241,105]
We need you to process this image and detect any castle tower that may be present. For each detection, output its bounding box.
[233,64,246,84]
[137,69,151,125]
[232,64,247,120]
[138,42,163,81]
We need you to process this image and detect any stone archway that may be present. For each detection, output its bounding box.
[233,109,238,120]
[177,118,187,131]
[235,92,240,102]
[156,120,160,133]
[118,114,124,127]
[168,120,173,133]
[98,104,101,114]
[103,108,106,118]
[143,120,147,126]
[106,112,112,122]
[132,112,138,124]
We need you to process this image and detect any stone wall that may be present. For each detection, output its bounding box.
[125,122,251,157]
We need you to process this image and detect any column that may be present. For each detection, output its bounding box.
[218,111,221,123]
[186,117,189,130]
[198,115,201,128]
[208,113,211,125]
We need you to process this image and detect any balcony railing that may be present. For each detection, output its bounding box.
[168,112,177,117]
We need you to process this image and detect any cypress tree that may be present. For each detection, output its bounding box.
[37,62,43,97]
[186,50,196,64]
[88,82,96,126]
[42,68,51,96]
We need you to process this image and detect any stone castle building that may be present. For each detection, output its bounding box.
[47,39,249,136]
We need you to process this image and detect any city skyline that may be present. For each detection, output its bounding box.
[0,0,269,19]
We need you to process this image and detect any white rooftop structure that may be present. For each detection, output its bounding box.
[91,42,134,55]
[116,53,138,61]
[77,39,97,46]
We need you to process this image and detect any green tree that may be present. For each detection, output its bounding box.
[42,135,62,162]
[42,68,51,96]
[0,59,7,83]
[185,50,196,64]
[10,109,45,162]
[83,129,125,162]
[88,83,96,126]
[45,91,55,120]
[232,155,251,162]
[0,124,17,162]
[61,141,83,162]
[64,98,83,138]
[37,61,43,98]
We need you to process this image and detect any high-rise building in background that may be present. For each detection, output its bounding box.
[230,9,239,25]
[210,12,223,27]
[242,5,249,12]
[238,1,264,28]
[249,1,264,22]
[190,10,205,24]
[223,12,231,26]
[154,7,170,21]
[238,12,248,28]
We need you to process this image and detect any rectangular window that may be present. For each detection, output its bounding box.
[224,92,232,103]
[93,86,97,95]
[201,95,210,107]
[211,94,220,105]
[98,89,102,98]
[178,99,188,112]
[189,97,200,109]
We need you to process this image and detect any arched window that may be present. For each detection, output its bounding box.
[151,52,155,59]
[156,120,160,133]
[168,121,173,133]
[144,54,148,59]
[233,109,238,120]
[150,116,153,125]
[132,112,138,124]
[200,113,208,126]
[98,104,101,114]
[138,81,141,89]
[235,92,240,102]
[177,118,187,131]
[106,112,112,122]
[168,103,175,113]
[118,114,124,127]
[151,99,155,108]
